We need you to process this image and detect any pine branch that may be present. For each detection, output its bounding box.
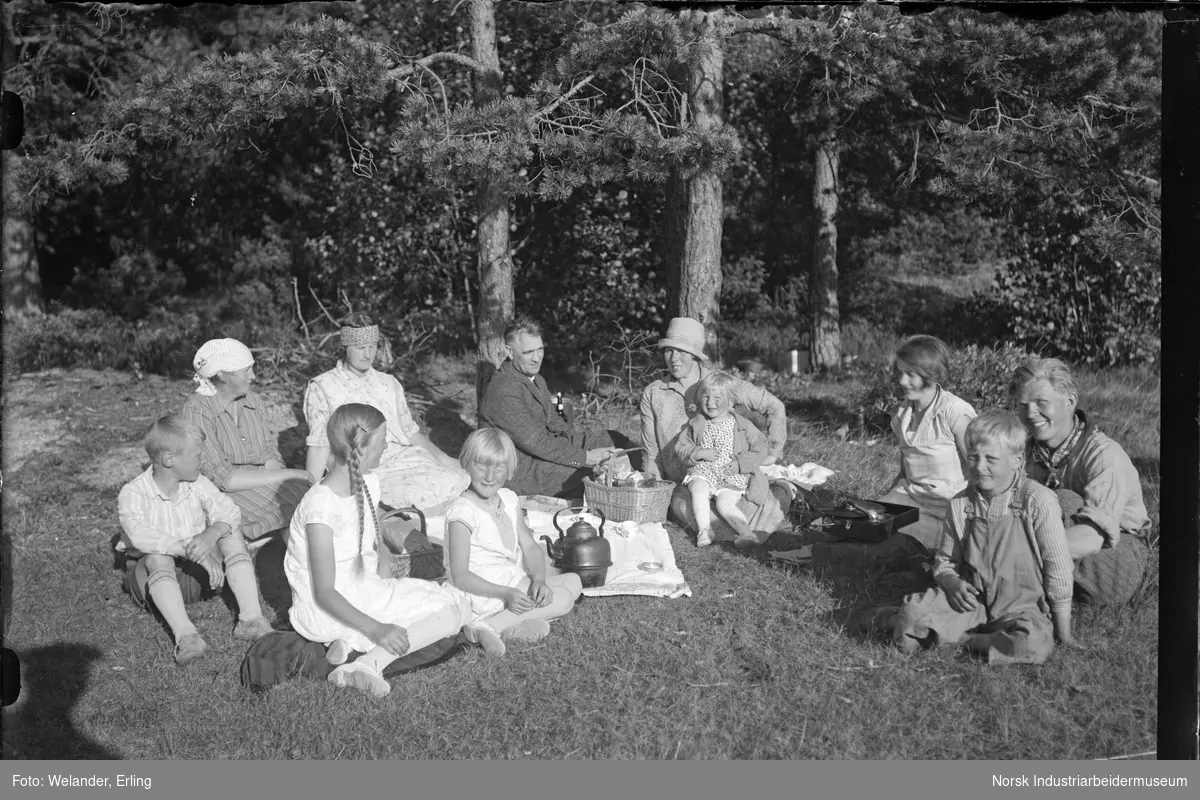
[537,74,597,119]
[388,51,491,82]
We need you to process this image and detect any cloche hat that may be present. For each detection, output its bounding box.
[656,317,709,361]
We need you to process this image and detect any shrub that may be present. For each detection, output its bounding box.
[62,246,187,320]
[129,309,212,378]
[991,209,1160,367]
[852,208,1008,278]
[720,255,769,319]
[3,307,134,374]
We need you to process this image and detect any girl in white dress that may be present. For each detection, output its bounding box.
[877,335,977,551]
[285,403,503,699]
[444,429,583,644]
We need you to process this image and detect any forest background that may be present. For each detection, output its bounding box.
[1,0,1161,401]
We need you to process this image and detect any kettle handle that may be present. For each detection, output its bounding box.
[592,505,607,537]
[552,507,571,538]
[553,505,606,536]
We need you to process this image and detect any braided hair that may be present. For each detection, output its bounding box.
[326,403,386,577]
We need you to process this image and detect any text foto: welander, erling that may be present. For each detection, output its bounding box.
[12,774,152,790]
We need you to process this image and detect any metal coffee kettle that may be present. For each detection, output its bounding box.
[541,506,612,588]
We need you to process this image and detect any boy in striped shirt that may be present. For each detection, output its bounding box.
[885,410,1078,664]
[118,416,274,665]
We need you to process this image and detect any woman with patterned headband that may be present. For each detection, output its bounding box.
[180,338,314,545]
[303,313,470,514]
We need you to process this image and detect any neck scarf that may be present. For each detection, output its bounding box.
[1032,414,1086,489]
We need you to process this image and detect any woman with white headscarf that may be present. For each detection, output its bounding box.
[180,339,313,543]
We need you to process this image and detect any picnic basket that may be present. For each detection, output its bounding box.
[582,477,675,525]
[379,506,446,582]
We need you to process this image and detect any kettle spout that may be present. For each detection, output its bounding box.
[540,535,557,562]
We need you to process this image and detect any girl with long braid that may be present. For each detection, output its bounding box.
[284,403,503,698]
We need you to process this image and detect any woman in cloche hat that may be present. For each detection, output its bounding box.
[639,318,794,547]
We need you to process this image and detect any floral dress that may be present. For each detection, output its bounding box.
[443,489,529,619]
[683,416,750,498]
[304,361,470,512]
[284,474,470,653]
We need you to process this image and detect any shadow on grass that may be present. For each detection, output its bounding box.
[253,536,293,627]
[783,395,860,429]
[3,643,121,759]
[752,497,935,645]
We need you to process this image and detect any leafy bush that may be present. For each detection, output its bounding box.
[856,342,1032,433]
[720,255,770,319]
[991,209,1160,367]
[852,208,1008,278]
[3,308,134,374]
[62,247,187,320]
[718,313,804,365]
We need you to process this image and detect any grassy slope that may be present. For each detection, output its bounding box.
[0,363,1159,760]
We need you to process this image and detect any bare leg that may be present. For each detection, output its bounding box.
[688,479,715,546]
[484,573,584,636]
[329,594,473,697]
[714,489,756,547]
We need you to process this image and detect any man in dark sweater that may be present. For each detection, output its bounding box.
[478,317,620,498]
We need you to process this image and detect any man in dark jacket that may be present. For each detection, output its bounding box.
[478,317,620,498]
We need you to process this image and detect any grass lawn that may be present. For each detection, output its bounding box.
[0,360,1159,760]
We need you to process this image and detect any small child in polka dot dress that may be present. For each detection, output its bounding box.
[676,372,769,550]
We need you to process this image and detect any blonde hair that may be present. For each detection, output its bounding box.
[326,403,386,577]
[144,415,205,462]
[459,428,518,478]
[1008,357,1079,400]
[965,410,1028,456]
[697,371,736,401]
[894,335,951,386]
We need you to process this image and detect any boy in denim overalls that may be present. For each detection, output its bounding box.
[886,410,1078,664]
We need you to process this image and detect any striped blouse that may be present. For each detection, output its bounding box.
[117,468,241,556]
[180,391,282,490]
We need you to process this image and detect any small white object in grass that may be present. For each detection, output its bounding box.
[720,592,735,598]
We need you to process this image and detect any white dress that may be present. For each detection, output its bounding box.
[304,362,471,512]
[878,387,977,549]
[443,488,529,619]
[285,473,469,653]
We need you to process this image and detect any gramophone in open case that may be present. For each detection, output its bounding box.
[812,499,920,543]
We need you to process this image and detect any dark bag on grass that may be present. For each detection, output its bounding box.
[240,630,467,693]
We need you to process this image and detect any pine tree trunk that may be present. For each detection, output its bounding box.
[810,129,841,370]
[665,8,724,353]
[1,3,43,318]
[468,0,513,405]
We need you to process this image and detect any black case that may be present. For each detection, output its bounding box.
[823,501,920,543]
